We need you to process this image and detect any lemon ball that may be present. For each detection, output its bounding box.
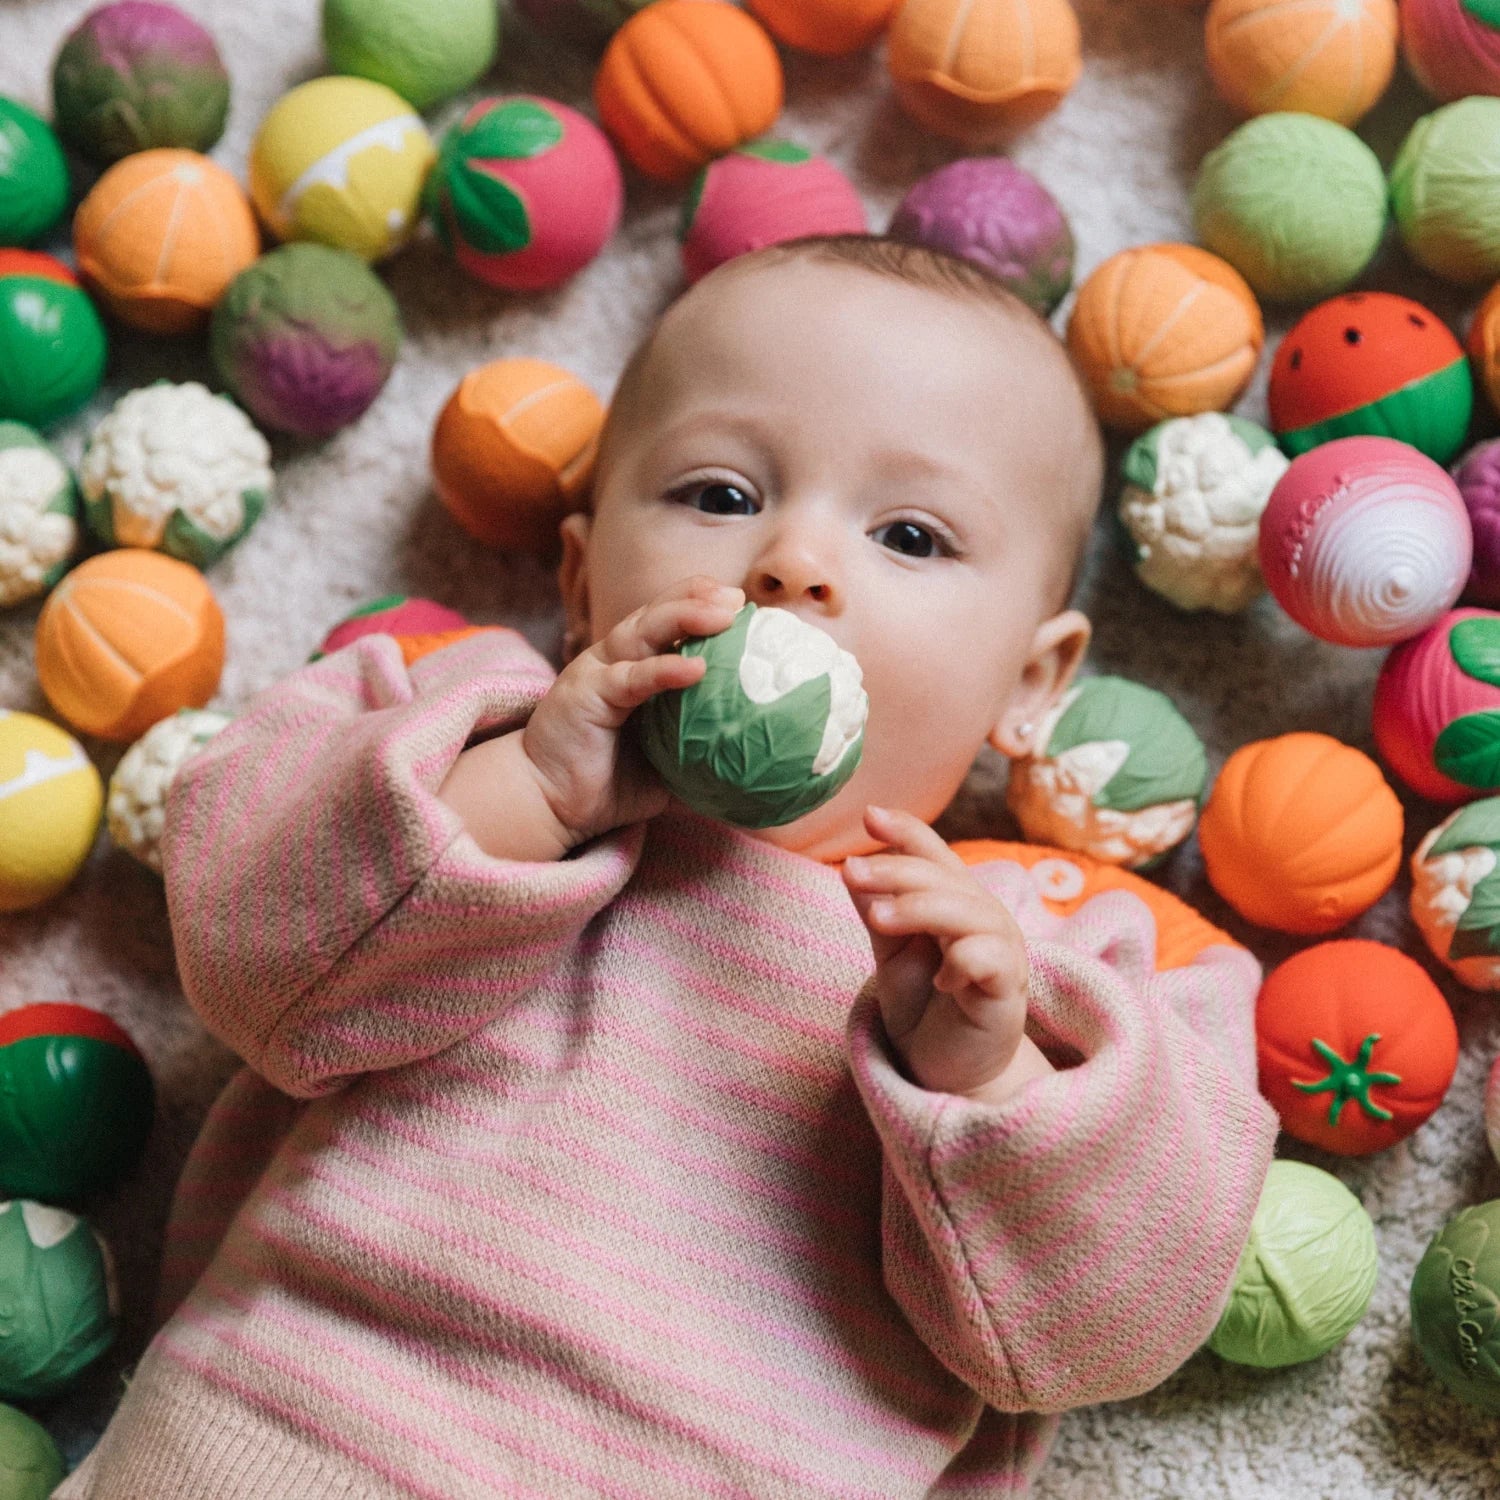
[0,710,102,912]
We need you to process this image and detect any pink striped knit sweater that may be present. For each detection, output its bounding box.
[58,629,1278,1500]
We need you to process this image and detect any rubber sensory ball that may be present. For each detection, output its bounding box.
[681,140,866,285]
[427,95,623,293]
[313,594,470,660]
[1204,0,1396,125]
[1208,1159,1377,1367]
[1198,731,1403,934]
[73,148,259,335]
[51,0,229,164]
[431,359,605,551]
[0,422,79,609]
[249,76,435,263]
[1410,1200,1500,1413]
[1466,280,1500,420]
[1373,607,1500,803]
[1066,243,1263,432]
[0,98,69,248]
[0,711,101,914]
[1256,940,1457,1155]
[0,1199,116,1401]
[1454,440,1500,606]
[1401,0,1500,106]
[1268,292,1472,463]
[595,0,784,184]
[886,0,1082,144]
[323,0,500,111]
[1258,437,1472,648]
[0,1402,64,1500]
[211,243,402,438]
[0,1004,154,1202]
[887,156,1074,316]
[1391,98,1500,287]
[0,251,107,430]
[107,707,229,872]
[35,548,225,743]
[1191,113,1387,304]
[633,602,868,828]
[747,0,900,54]
[1410,795,1500,989]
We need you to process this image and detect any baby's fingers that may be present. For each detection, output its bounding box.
[933,932,1028,1008]
[593,651,708,716]
[599,579,744,664]
[864,885,1009,944]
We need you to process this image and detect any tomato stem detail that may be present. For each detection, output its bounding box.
[1291,1034,1400,1126]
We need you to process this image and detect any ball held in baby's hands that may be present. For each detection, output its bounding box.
[633,603,867,829]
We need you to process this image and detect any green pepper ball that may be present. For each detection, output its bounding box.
[0,99,70,247]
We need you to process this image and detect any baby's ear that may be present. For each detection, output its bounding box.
[558,511,592,664]
[988,609,1091,759]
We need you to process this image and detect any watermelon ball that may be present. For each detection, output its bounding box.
[681,141,866,286]
[0,251,107,431]
[516,0,652,50]
[51,0,230,166]
[211,245,402,439]
[0,1402,64,1500]
[1191,113,1388,305]
[1209,1159,1377,1367]
[1255,939,1458,1155]
[426,95,623,294]
[0,99,69,249]
[0,1199,117,1401]
[887,156,1074,317]
[1453,441,1500,607]
[1258,436,1472,648]
[323,0,500,111]
[633,602,868,829]
[1268,291,1472,463]
[1392,98,1500,286]
[1411,1199,1500,1413]
[0,1004,154,1203]
[313,594,469,659]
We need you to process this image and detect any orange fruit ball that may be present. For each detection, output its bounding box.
[35,549,226,743]
[431,359,606,552]
[1468,281,1500,415]
[886,0,1082,145]
[1205,0,1397,126]
[72,149,259,335]
[595,0,784,183]
[747,0,900,54]
[1198,732,1404,935]
[1065,243,1264,432]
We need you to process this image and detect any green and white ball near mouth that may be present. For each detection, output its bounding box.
[634,602,868,830]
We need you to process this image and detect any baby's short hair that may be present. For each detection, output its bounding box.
[599,235,1105,607]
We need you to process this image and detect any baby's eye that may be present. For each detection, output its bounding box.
[872,520,945,558]
[675,481,758,515]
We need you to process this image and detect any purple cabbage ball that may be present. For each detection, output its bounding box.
[210,245,403,440]
[1455,439,1500,606]
[51,0,229,164]
[888,157,1075,317]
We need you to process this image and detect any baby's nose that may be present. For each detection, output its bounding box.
[747,567,839,610]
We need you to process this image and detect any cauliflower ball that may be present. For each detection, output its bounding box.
[107,707,230,871]
[81,381,272,569]
[1118,412,1289,614]
[1006,675,1208,869]
[1411,797,1500,991]
[0,422,79,608]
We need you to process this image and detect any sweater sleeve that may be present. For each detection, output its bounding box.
[160,629,643,1100]
[844,876,1278,1415]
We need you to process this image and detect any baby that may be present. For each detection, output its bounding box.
[57,237,1278,1499]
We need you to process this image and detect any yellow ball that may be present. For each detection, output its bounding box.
[249,76,435,263]
[0,710,103,912]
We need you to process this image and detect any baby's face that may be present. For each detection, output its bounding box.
[561,258,1093,863]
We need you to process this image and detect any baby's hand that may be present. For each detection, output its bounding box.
[522,575,746,848]
[843,806,1033,1102]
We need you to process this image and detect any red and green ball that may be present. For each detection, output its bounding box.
[0,251,107,431]
[1268,291,1473,464]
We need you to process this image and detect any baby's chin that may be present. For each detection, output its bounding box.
[735,780,914,866]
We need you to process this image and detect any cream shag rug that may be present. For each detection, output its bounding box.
[4,0,1500,1493]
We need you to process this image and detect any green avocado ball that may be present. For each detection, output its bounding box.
[633,602,868,829]
[1391,98,1500,286]
[0,99,70,248]
[1209,1159,1378,1367]
[1410,1199,1500,1413]
[0,1402,64,1500]
[1192,113,1388,304]
[323,0,500,110]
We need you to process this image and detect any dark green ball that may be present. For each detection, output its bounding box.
[0,99,69,247]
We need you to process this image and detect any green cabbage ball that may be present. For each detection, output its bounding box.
[1209,1160,1377,1367]
[1410,1199,1500,1413]
[0,1402,64,1500]
[633,602,867,829]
